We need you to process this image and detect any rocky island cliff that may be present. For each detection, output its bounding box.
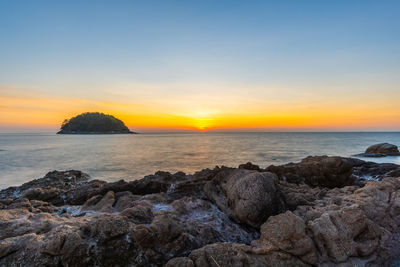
[57,112,136,134]
[0,155,400,266]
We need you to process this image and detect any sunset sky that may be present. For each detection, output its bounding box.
[1,0,399,132]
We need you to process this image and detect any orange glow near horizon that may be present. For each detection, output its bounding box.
[1,89,400,132]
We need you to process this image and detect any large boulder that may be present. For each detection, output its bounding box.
[366,143,400,155]
[308,206,386,263]
[356,143,400,157]
[254,211,317,264]
[204,169,286,228]
[288,176,400,265]
[267,156,354,188]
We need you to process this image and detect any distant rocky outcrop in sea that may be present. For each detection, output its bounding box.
[1,153,400,266]
[57,112,136,134]
[355,143,400,157]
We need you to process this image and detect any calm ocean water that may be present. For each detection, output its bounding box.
[0,132,400,188]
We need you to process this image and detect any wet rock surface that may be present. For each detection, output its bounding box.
[347,157,400,181]
[0,156,400,266]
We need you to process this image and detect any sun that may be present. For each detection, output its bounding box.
[193,117,213,130]
[189,110,217,131]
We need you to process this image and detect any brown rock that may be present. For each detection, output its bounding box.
[308,205,382,263]
[81,190,115,212]
[0,170,90,203]
[41,226,86,256]
[267,156,354,188]
[165,257,195,267]
[238,162,261,171]
[81,214,130,242]
[113,191,141,211]
[204,169,285,228]
[169,242,308,267]
[1,161,400,266]
[255,211,317,264]
[366,143,400,156]
[120,205,153,224]
[226,172,285,228]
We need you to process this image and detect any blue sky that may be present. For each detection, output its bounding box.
[0,0,399,131]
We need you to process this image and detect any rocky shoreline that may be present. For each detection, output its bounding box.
[1,156,400,266]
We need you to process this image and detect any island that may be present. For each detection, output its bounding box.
[57,112,136,134]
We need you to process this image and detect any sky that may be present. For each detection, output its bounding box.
[0,0,399,132]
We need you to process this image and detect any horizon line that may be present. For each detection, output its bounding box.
[1,129,400,134]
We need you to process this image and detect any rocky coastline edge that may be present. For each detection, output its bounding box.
[1,155,400,266]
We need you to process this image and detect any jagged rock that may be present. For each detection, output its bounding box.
[120,205,153,224]
[0,170,90,203]
[277,181,326,210]
[267,156,354,188]
[308,205,384,263]
[129,196,257,264]
[165,257,194,267]
[82,214,131,242]
[348,157,400,180]
[113,191,141,211]
[0,157,400,266]
[82,191,115,212]
[166,242,308,267]
[254,211,317,264]
[238,162,261,170]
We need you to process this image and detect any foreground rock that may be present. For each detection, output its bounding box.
[266,156,354,188]
[170,177,400,266]
[348,157,400,181]
[204,170,285,227]
[356,143,400,157]
[0,156,400,266]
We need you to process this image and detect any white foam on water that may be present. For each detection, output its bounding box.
[12,188,21,198]
[152,203,173,211]
[167,183,176,194]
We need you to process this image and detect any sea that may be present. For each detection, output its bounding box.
[0,132,400,189]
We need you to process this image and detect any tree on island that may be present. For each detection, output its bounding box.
[57,112,136,134]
